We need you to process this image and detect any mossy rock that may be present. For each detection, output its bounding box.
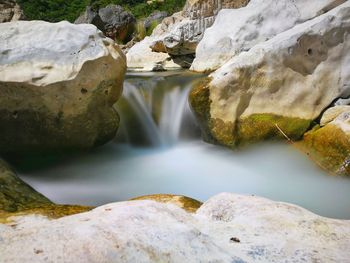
[0,159,92,223]
[0,159,52,213]
[190,78,312,148]
[189,77,216,143]
[299,124,350,176]
[0,204,93,224]
[130,194,203,213]
[236,114,312,147]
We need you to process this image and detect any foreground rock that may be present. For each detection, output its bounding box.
[127,0,249,71]
[75,5,136,43]
[0,21,126,154]
[1,193,349,262]
[190,2,350,148]
[301,106,350,176]
[0,0,25,23]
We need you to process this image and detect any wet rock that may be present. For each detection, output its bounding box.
[0,159,52,213]
[0,0,25,23]
[0,21,126,154]
[190,2,350,148]
[1,193,349,262]
[0,159,92,224]
[301,106,350,175]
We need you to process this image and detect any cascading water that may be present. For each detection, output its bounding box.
[115,71,201,146]
[16,71,350,219]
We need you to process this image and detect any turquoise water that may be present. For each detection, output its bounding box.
[19,140,350,219]
[15,72,350,219]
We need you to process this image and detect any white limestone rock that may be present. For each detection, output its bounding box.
[190,2,350,146]
[320,106,350,127]
[0,21,126,153]
[126,36,181,71]
[126,0,249,71]
[1,193,349,262]
[191,0,347,72]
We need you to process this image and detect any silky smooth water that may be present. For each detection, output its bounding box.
[16,72,350,219]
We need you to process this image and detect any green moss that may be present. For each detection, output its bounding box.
[0,159,93,224]
[130,194,202,213]
[189,77,216,143]
[237,114,313,147]
[299,124,350,176]
[146,20,160,36]
[18,0,186,22]
[0,160,52,213]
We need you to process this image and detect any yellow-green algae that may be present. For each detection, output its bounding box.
[237,114,313,147]
[190,76,312,148]
[299,124,350,176]
[130,194,203,213]
[189,77,216,143]
[0,204,93,224]
[0,159,92,223]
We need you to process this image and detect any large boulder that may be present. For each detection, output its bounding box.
[0,0,25,23]
[190,2,350,148]
[191,0,347,72]
[1,193,349,262]
[300,106,350,176]
[75,5,136,44]
[0,21,126,154]
[127,0,249,71]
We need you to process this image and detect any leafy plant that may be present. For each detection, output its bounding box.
[18,0,186,22]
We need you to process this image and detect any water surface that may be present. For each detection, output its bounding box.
[17,71,350,219]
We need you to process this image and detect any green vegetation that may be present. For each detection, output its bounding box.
[18,0,186,22]
[18,0,90,22]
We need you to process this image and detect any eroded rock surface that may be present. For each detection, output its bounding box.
[0,193,349,262]
[127,0,249,71]
[190,2,350,148]
[191,0,347,72]
[0,21,126,153]
[0,0,25,23]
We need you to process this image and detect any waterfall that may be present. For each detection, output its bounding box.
[115,72,201,147]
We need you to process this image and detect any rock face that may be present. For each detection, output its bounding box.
[190,2,350,148]
[0,0,25,23]
[0,21,126,154]
[144,11,168,35]
[191,0,347,72]
[127,0,249,71]
[75,5,136,43]
[0,159,52,213]
[301,106,350,176]
[1,193,349,262]
[0,159,92,223]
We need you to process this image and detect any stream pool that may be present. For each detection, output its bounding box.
[15,71,350,219]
